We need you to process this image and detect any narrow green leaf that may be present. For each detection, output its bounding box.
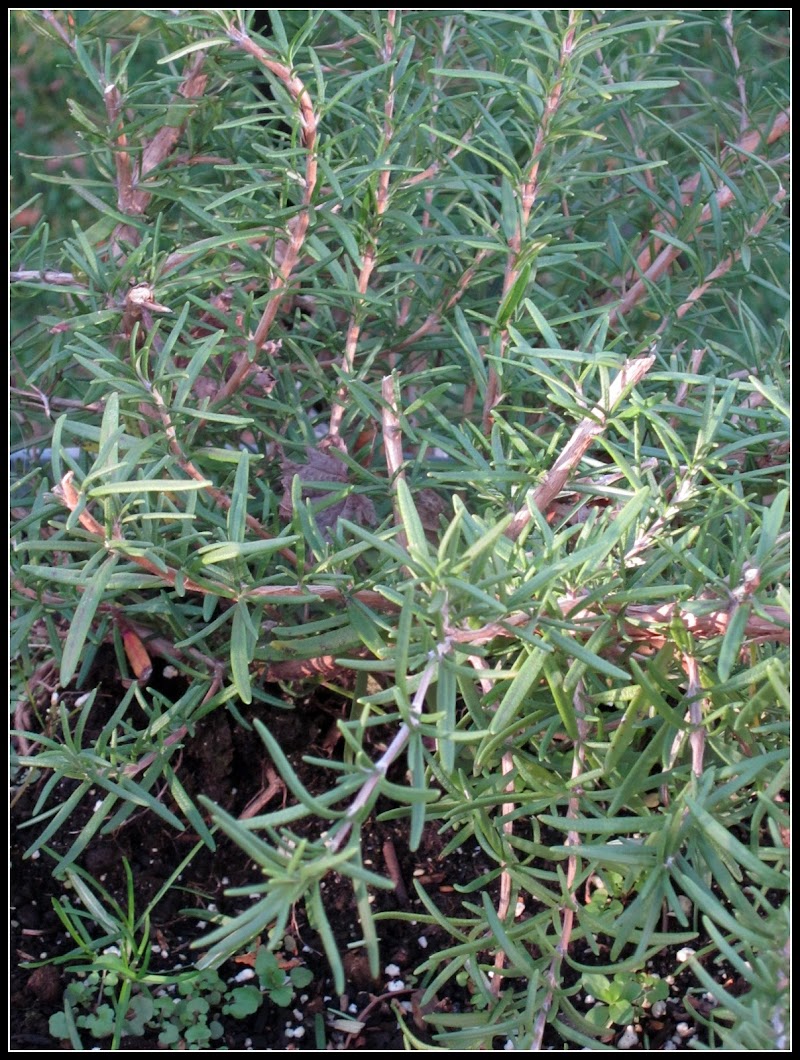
[308,884,345,994]
[174,329,224,406]
[231,599,254,704]
[97,392,119,467]
[754,488,788,567]
[395,477,430,568]
[253,720,346,819]
[497,263,532,328]
[717,602,751,682]
[522,298,562,349]
[544,626,630,682]
[88,478,211,496]
[747,377,790,420]
[227,451,250,543]
[51,414,67,484]
[158,38,229,63]
[436,660,457,773]
[480,891,535,973]
[60,554,119,686]
[324,211,363,269]
[394,584,415,701]
[198,535,299,564]
[603,78,680,93]
[683,798,787,888]
[488,646,548,736]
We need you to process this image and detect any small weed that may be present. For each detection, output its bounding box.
[36,856,313,1048]
[49,956,316,1050]
[581,970,670,1032]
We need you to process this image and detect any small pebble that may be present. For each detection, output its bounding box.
[676,947,696,962]
[617,1026,639,1049]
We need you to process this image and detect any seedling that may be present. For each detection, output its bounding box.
[581,971,670,1032]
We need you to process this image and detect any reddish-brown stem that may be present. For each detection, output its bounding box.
[607,110,789,326]
[10,270,88,288]
[723,11,749,132]
[531,678,587,1049]
[505,349,656,539]
[654,189,787,335]
[214,25,319,407]
[104,83,137,215]
[39,9,74,48]
[482,10,579,431]
[328,13,397,444]
[683,651,706,778]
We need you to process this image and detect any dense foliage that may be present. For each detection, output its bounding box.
[11,10,789,1050]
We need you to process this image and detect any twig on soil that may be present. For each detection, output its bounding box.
[239,765,285,820]
[382,838,409,905]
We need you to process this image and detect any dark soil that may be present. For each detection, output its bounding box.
[11,647,732,1051]
[11,648,507,1050]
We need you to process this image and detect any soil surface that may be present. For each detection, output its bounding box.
[11,648,734,1051]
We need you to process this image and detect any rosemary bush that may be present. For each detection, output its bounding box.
[11,10,789,1050]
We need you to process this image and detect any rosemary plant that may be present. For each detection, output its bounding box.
[11,10,789,1050]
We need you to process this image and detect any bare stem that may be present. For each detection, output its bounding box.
[654,189,787,336]
[531,677,587,1049]
[505,349,657,539]
[215,24,319,407]
[607,111,790,326]
[482,10,579,430]
[326,639,449,854]
[328,12,397,444]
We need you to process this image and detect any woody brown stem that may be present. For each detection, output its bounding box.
[214,24,319,408]
[505,349,656,540]
[482,10,579,432]
[328,12,397,444]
